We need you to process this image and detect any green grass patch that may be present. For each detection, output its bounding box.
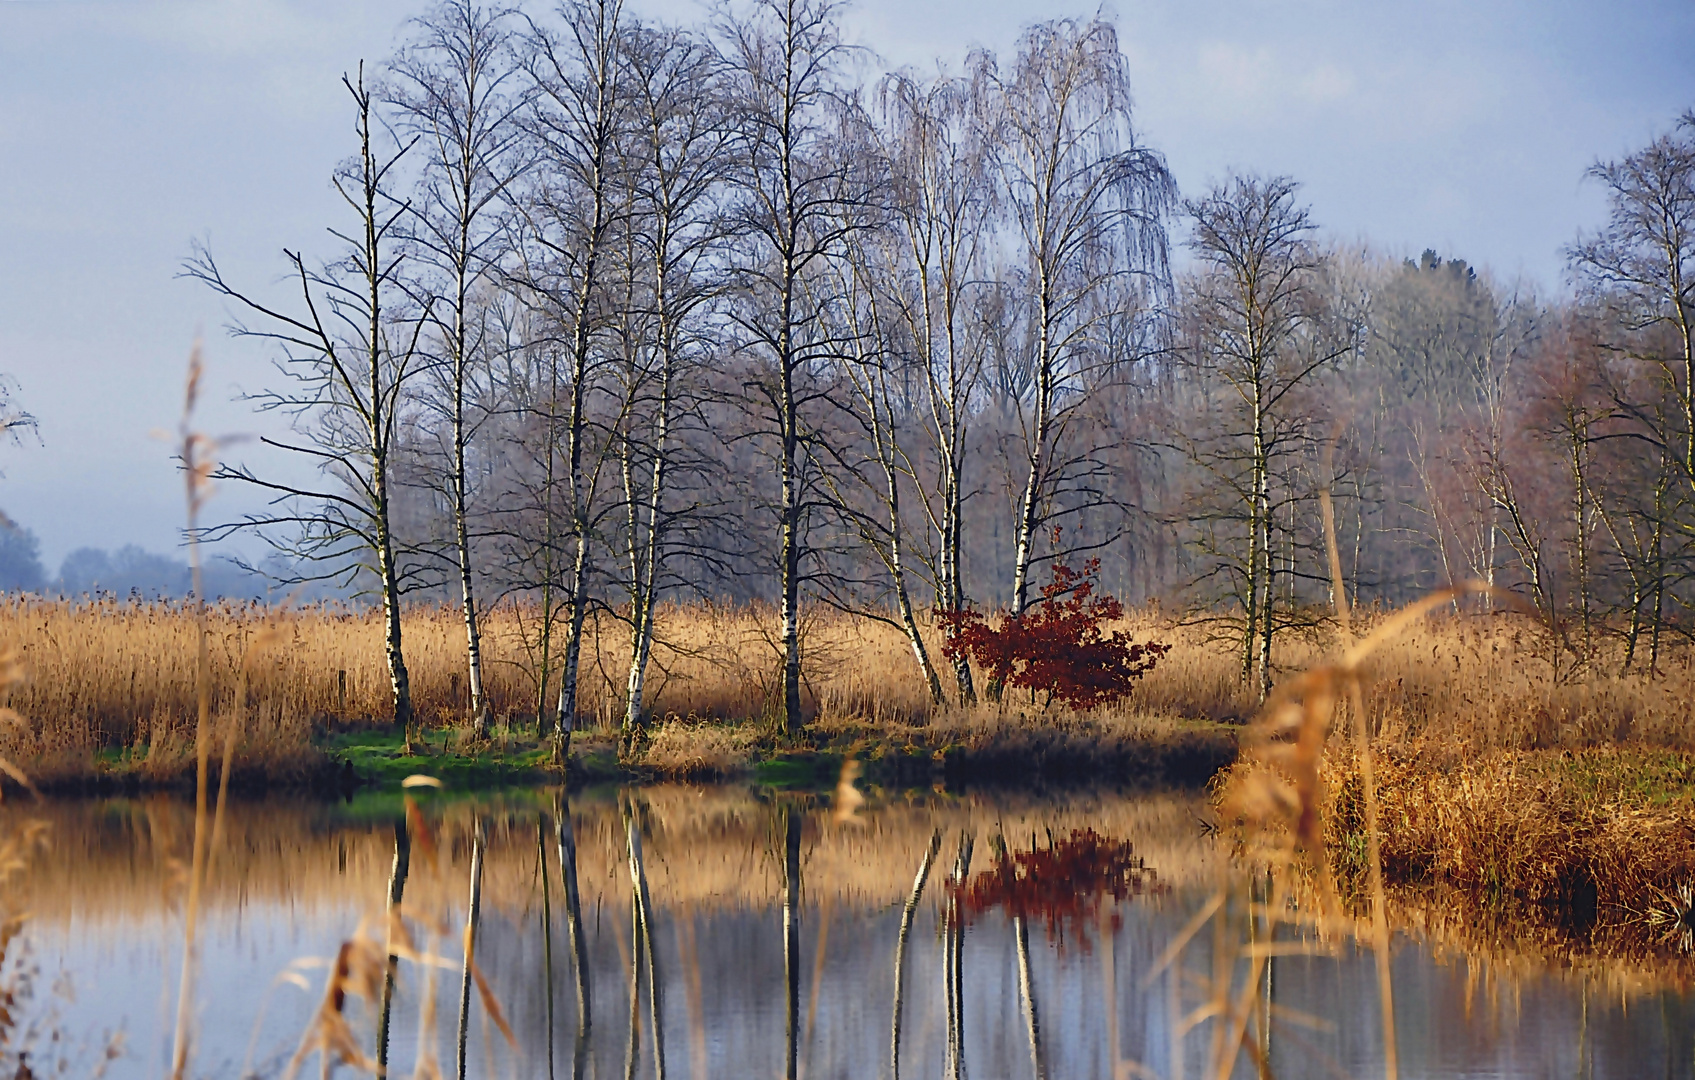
[1543,748,1695,809]
[321,728,559,791]
[753,752,844,790]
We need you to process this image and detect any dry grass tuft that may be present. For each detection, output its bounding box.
[639,719,757,780]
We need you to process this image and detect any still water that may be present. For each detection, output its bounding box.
[7,786,1694,1079]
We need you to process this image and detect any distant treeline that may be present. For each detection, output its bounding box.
[0,526,270,600]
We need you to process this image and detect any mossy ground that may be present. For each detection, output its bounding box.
[320,728,561,789]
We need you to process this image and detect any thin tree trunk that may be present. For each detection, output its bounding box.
[625,252,674,736]
[884,461,944,707]
[780,284,804,734]
[452,267,488,736]
[1009,413,1047,618]
[1253,405,1273,701]
[942,472,976,704]
[534,356,562,734]
[556,532,589,761]
[454,380,487,735]
[539,815,557,1080]
[1010,278,1055,618]
[549,0,619,759]
[782,804,802,1080]
[377,818,411,1074]
[556,797,592,1080]
[376,476,414,735]
[362,78,413,738]
[891,830,942,1080]
[456,818,486,1080]
[554,320,591,758]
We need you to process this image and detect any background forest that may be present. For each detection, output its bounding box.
[30,0,1685,738]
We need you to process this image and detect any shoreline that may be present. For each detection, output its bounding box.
[13,715,1241,797]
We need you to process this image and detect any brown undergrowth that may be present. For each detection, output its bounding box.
[1327,747,1695,944]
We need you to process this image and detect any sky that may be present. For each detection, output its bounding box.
[0,0,1691,571]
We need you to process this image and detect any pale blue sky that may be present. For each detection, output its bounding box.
[0,0,1691,569]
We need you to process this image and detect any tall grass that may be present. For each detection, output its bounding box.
[0,594,1688,778]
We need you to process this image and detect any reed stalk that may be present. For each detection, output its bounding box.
[169,341,217,1080]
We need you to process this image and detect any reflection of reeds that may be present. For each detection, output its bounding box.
[1179,497,1498,1077]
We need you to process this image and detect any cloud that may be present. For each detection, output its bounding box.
[1298,63,1355,104]
[1195,40,1278,113]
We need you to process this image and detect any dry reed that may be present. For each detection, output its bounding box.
[0,593,1688,782]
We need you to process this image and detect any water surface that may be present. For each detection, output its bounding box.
[7,787,1693,1079]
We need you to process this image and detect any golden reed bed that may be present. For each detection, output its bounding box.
[0,595,1689,774]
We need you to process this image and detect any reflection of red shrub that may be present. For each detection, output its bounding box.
[953,829,1162,950]
[938,558,1170,710]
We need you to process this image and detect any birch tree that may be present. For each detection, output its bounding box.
[612,21,732,737]
[186,67,427,733]
[719,0,864,733]
[876,70,993,703]
[389,0,528,735]
[518,0,629,756]
[819,165,950,708]
[1570,111,1695,620]
[976,17,1174,615]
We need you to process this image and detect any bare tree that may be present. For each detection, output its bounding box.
[974,16,1174,615]
[389,0,529,735]
[186,67,427,732]
[819,171,949,707]
[1174,175,1352,700]
[1569,111,1695,649]
[482,283,574,726]
[1571,112,1695,499]
[875,70,993,703]
[718,0,865,733]
[517,0,631,757]
[611,20,733,738]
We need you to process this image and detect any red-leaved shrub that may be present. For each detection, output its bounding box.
[938,558,1170,710]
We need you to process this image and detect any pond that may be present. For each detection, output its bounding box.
[5,786,1693,1079]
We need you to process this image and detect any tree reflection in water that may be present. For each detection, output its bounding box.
[956,828,1164,947]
